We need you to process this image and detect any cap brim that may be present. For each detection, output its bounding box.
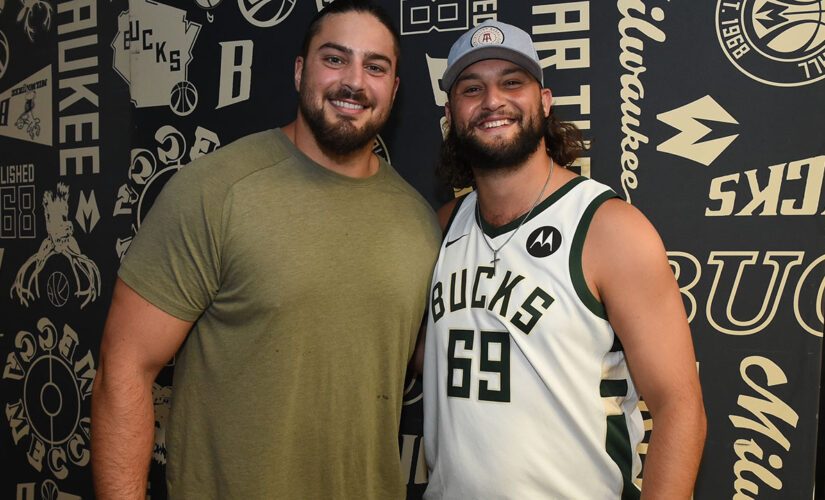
[441,47,543,93]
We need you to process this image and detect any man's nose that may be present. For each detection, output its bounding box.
[341,62,366,91]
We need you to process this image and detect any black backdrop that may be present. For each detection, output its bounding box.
[1,1,823,498]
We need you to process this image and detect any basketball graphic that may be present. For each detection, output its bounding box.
[170,80,198,116]
[716,0,825,85]
[41,481,59,499]
[747,0,825,59]
[196,0,222,21]
[46,271,70,307]
[237,0,296,27]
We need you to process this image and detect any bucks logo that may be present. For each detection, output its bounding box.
[716,0,825,86]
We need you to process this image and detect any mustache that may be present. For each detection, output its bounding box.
[326,87,370,107]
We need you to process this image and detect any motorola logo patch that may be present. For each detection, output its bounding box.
[526,226,561,258]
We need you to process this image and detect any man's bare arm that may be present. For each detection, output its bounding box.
[585,199,706,499]
[91,279,193,500]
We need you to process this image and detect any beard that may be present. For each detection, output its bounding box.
[449,103,547,172]
[298,80,387,157]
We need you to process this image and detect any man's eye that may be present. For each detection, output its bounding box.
[326,56,344,64]
[366,64,386,73]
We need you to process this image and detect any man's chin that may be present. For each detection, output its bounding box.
[456,138,541,171]
[315,128,377,157]
[302,105,386,156]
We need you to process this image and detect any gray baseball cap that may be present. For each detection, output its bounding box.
[441,19,543,93]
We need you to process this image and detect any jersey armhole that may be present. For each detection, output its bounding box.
[443,193,470,237]
[569,190,617,320]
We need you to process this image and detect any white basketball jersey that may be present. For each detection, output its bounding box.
[423,177,643,500]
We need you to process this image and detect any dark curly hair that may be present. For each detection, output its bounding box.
[436,106,588,190]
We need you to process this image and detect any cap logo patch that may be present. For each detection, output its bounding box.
[471,26,504,47]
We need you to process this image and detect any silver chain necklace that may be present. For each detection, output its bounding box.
[475,160,554,277]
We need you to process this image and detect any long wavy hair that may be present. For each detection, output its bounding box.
[436,106,588,190]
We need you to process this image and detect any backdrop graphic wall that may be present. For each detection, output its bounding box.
[1,0,822,498]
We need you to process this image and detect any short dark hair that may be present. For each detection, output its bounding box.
[300,0,401,75]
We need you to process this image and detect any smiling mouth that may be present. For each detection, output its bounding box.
[480,118,515,129]
[331,99,366,110]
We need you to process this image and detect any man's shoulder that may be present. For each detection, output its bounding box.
[380,161,433,208]
[184,128,290,177]
[561,174,616,199]
[377,161,440,234]
[587,196,663,271]
[153,129,295,208]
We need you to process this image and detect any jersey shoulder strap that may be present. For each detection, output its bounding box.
[443,192,471,237]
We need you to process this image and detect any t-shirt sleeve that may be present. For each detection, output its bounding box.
[118,163,225,321]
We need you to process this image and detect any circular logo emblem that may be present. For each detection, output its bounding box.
[372,134,390,164]
[137,165,181,225]
[238,0,296,28]
[4,319,95,478]
[526,226,561,258]
[471,26,504,47]
[716,0,825,86]
[25,355,82,445]
[0,31,9,80]
[403,374,422,406]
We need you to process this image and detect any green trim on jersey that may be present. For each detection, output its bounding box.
[569,190,616,320]
[600,379,629,397]
[444,193,470,238]
[476,176,588,238]
[606,415,642,500]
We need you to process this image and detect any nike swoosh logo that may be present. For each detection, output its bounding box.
[445,234,469,247]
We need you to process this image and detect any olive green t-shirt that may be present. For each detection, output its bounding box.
[118,128,441,499]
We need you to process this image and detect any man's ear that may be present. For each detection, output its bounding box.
[392,76,400,103]
[294,57,304,92]
[541,88,552,117]
[444,102,452,127]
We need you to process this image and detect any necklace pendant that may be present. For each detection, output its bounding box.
[474,159,553,282]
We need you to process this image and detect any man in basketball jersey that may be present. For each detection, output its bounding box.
[91,1,440,498]
[423,20,706,499]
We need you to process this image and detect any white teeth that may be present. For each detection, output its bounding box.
[331,100,365,110]
[482,119,513,129]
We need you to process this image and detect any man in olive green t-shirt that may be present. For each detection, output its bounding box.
[90,1,440,498]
